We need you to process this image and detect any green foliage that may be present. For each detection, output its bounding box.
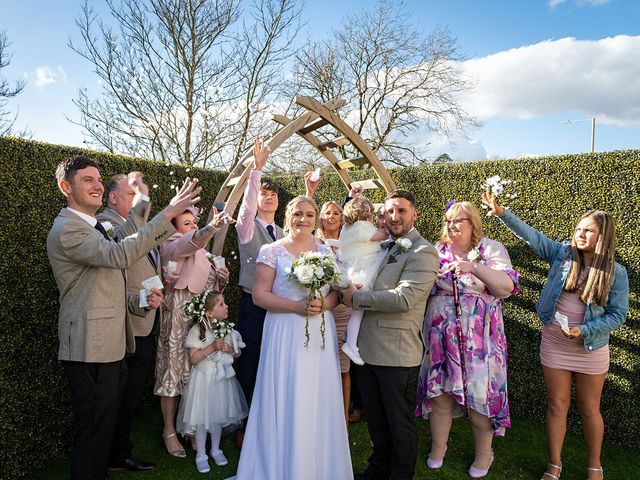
[1,136,639,479]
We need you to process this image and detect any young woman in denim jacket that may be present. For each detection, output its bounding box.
[482,193,629,480]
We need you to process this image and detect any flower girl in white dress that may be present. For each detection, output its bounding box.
[177,290,248,474]
[336,197,388,365]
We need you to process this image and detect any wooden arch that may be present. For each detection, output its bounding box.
[208,96,397,255]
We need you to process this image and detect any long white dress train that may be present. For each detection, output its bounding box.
[230,242,353,480]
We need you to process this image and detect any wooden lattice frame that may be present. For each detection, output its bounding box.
[208,96,396,255]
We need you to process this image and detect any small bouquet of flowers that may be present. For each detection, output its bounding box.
[286,252,341,349]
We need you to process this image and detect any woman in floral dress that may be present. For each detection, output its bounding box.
[416,201,519,478]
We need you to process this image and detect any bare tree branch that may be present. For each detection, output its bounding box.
[294,0,478,167]
[68,0,301,170]
[0,30,27,137]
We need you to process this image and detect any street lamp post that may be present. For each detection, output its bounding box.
[561,117,596,153]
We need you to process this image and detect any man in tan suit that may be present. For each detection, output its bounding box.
[96,173,160,472]
[47,156,200,480]
[342,189,439,480]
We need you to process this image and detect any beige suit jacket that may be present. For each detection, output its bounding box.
[352,228,439,367]
[97,202,161,337]
[47,207,175,363]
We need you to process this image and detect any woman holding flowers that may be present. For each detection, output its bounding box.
[155,206,232,458]
[232,196,352,480]
[416,201,520,479]
[483,193,628,480]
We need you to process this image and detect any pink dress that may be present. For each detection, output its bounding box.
[540,266,610,374]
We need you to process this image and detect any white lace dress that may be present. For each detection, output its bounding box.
[177,325,248,435]
[231,242,353,480]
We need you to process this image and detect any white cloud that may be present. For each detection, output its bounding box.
[426,133,487,163]
[461,35,640,126]
[548,0,612,7]
[31,66,67,87]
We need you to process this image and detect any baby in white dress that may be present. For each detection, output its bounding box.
[336,197,388,365]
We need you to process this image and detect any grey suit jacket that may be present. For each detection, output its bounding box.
[97,202,161,338]
[47,207,175,363]
[352,228,439,367]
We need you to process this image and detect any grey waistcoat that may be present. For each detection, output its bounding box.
[237,218,283,291]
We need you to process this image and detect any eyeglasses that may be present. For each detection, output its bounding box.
[445,218,470,227]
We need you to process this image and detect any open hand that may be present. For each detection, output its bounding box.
[128,171,149,196]
[253,138,270,171]
[163,177,202,219]
[209,207,236,229]
[481,191,504,217]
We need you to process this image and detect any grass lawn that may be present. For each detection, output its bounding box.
[34,405,639,480]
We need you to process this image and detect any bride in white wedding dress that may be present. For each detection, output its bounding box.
[229,196,353,480]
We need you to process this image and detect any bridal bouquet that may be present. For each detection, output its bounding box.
[287,252,341,349]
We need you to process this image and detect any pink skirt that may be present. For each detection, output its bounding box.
[540,322,609,375]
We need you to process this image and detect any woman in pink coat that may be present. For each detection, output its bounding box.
[155,207,232,457]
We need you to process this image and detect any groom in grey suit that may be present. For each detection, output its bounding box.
[343,189,439,480]
[47,156,200,480]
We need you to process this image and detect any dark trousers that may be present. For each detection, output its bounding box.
[350,362,364,410]
[235,291,267,412]
[358,363,419,480]
[62,359,127,480]
[109,335,154,463]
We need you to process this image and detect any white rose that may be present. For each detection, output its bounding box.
[397,238,412,251]
[468,249,481,262]
[100,221,113,231]
[314,266,325,278]
[294,265,315,284]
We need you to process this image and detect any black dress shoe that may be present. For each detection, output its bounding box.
[354,471,390,480]
[108,457,156,472]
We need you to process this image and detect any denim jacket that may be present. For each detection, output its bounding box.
[499,210,629,352]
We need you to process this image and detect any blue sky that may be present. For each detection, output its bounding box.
[2,0,640,161]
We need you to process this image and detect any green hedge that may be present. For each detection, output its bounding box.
[0,137,638,479]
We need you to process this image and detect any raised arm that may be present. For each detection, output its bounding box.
[236,139,270,244]
[482,192,565,264]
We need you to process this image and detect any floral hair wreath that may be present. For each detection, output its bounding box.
[183,289,212,323]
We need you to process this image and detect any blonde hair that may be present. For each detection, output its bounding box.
[565,210,616,306]
[283,196,319,235]
[441,201,483,248]
[317,200,343,240]
[342,197,375,227]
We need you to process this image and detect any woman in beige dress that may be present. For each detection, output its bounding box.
[155,207,231,457]
[316,200,352,425]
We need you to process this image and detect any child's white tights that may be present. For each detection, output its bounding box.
[195,423,222,458]
[346,309,364,353]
